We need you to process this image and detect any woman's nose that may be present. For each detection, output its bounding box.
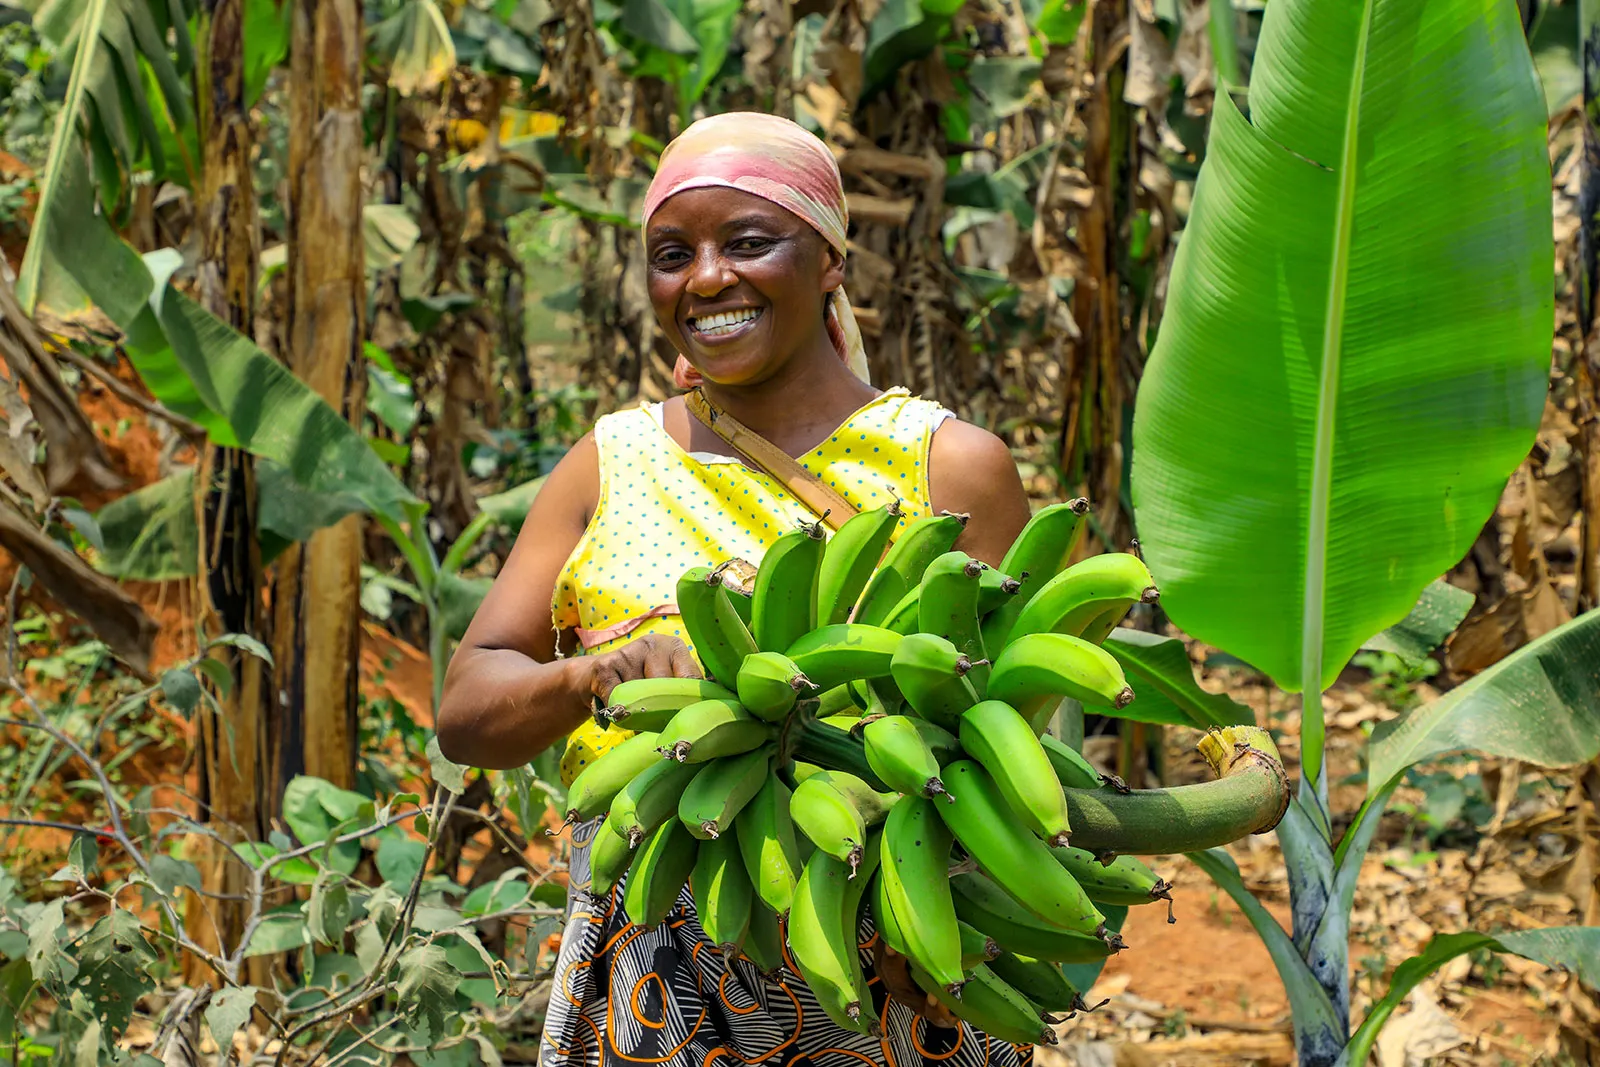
[686,247,735,297]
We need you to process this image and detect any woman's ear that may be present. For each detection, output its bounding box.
[820,243,847,293]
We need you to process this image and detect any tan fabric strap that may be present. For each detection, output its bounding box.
[684,389,859,532]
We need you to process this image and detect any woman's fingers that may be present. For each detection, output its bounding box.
[669,639,703,679]
[642,636,677,680]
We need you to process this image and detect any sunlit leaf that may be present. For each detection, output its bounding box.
[1367,608,1600,792]
[1129,0,1552,713]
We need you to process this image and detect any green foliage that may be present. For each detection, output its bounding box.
[1350,650,1436,713]
[0,643,564,1063]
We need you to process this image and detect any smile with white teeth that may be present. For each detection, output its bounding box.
[690,307,763,336]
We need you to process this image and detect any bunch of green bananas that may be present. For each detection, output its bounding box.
[560,499,1179,1044]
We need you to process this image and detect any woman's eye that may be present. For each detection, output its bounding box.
[652,249,689,267]
[732,237,773,253]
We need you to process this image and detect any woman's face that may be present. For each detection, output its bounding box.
[646,186,845,387]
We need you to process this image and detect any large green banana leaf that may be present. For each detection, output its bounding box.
[16,0,195,315]
[1129,0,1553,712]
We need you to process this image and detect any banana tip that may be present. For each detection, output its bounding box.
[701,822,720,839]
[946,979,967,1000]
[1069,497,1090,514]
[1112,686,1135,710]
[1139,585,1160,604]
[983,937,1000,960]
[627,828,644,848]
[845,1002,862,1021]
[1038,1028,1060,1045]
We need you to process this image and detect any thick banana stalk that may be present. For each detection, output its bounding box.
[790,718,893,792]
[1061,725,1290,854]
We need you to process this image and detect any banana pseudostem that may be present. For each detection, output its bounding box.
[1063,726,1290,855]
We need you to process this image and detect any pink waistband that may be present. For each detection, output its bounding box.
[574,603,680,650]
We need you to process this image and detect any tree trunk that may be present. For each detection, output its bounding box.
[1578,0,1600,613]
[1060,0,1132,550]
[273,0,368,792]
[184,0,273,988]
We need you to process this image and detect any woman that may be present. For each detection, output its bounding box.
[438,112,1034,1066]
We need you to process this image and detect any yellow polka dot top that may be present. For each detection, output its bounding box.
[551,386,952,784]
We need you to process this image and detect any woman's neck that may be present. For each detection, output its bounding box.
[699,346,879,457]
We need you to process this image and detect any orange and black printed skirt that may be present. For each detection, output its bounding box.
[539,820,1034,1067]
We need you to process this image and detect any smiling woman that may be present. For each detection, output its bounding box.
[436,111,1034,1066]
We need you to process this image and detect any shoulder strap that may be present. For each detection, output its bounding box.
[684,389,859,532]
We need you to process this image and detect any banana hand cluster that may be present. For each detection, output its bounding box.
[561,501,1182,1043]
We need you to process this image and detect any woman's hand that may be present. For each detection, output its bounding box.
[586,633,703,704]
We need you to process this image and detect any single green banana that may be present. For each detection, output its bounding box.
[909,962,1056,1045]
[1051,845,1172,910]
[610,757,701,847]
[737,776,803,915]
[586,813,635,896]
[1039,733,1105,790]
[878,796,964,992]
[623,819,698,928]
[692,827,753,955]
[728,586,754,630]
[871,869,911,957]
[881,585,923,635]
[987,952,1082,1014]
[959,700,1072,846]
[890,632,981,731]
[751,521,826,653]
[678,566,760,687]
[560,731,664,827]
[862,714,952,802]
[679,745,774,839]
[977,566,1025,615]
[788,850,876,1033]
[816,500,904,626]
[743,901,786,975]
[789,771,894,874]
[986,632,1134,732]
[853,511,969,626]
[918,552,990,691]
[785,624,903,691]
[959,920,1001,967]
[936,761,1104,933]
[1005,552,1159,647]
[602,678,739,731]
[736,651,815,721]
[982,498,1091,652]
[656,698,773,763]
[951,870,1121,963]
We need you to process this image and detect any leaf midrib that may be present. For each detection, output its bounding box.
[15,0,110,313]
[1300,0,1374,792]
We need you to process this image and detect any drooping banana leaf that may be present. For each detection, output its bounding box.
[1338,927,1600,1067]
[1366,606,1600,798]
[1128,0,1553,785]
[16,0,195,315]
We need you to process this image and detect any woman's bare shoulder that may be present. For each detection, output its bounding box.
[928,417,1031,566]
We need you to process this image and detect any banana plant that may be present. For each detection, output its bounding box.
[1129,0,1599,1063]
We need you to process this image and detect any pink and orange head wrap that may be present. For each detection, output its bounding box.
[641,112,870,389]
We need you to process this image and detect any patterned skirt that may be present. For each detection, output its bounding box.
[539,820,1035,1067]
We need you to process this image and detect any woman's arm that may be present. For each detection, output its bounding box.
[928,419,1033,568]
[436,434,699,770]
